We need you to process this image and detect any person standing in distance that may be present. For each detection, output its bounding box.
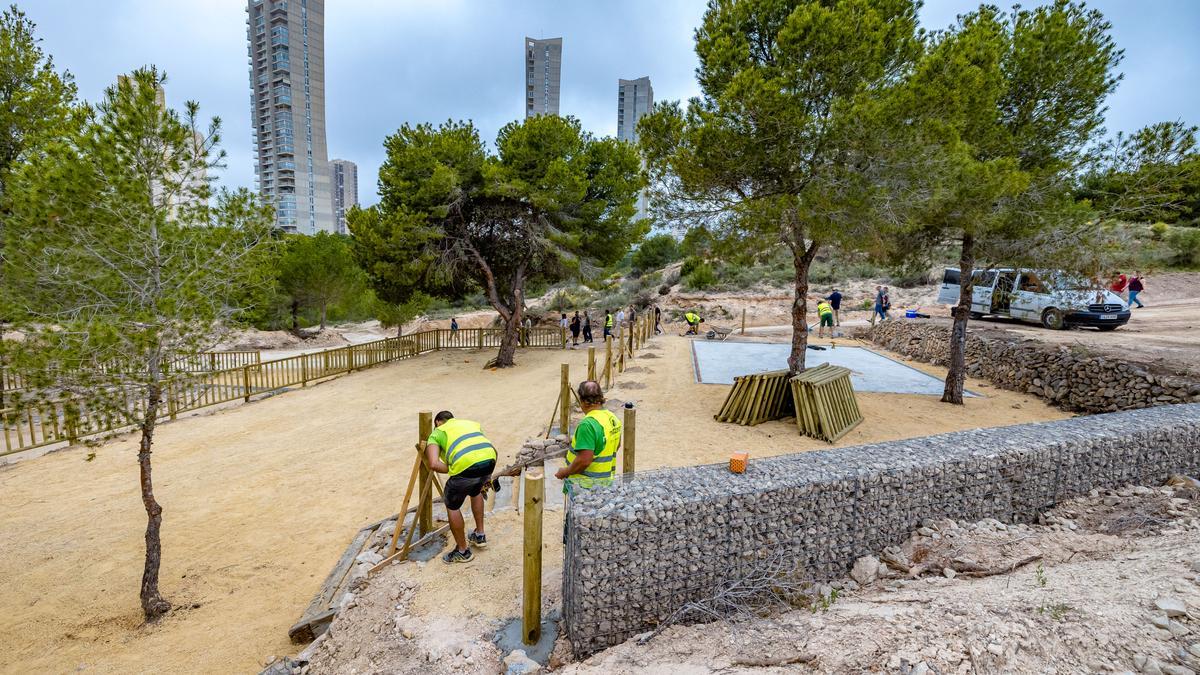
[425,411,498,564]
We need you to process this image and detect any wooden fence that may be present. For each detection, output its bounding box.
[1,327,568,457]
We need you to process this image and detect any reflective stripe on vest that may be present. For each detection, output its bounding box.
[438,419,497,476]
[566,409,622,485]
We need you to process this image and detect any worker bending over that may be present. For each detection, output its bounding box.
[815,298,835,338]
[425,410,498,564]
[555,380,621,492]
[684,311,703,335]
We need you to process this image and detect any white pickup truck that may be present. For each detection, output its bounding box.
[937,267,1131,331]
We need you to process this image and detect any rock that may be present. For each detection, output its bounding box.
[943,567,957,579]
[1161,665,1196,675]
[504,649,543,675]
[401,629,414,639]
[850,555,881,586]
[1156,596,1189,617]
[1169,620,1192,638]
[986,643,1003,656]
[355,551,384,566]
[1135,655,1149,670]
[1143,658,1166,675]
[1152,615,1172,629]
[912,662,930,675]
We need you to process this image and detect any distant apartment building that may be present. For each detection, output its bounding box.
[117,75,207,218]
[617,76,654,222]
[617,76,653,143]
[246,0,334,234]
[524,37,562,117]
[330,159,358,235]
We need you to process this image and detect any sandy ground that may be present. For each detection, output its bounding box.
[0,333,1066,674]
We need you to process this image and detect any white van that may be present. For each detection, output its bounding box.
[937,268,1131,331]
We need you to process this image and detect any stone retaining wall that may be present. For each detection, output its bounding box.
[562,405,1200,655]
[864,321,1200,413]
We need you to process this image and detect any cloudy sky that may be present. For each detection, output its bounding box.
[20,0,1200,205]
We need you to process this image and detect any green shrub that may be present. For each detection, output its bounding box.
[683,262,717,290]
[1150,222,1169,241]
[680,256,703,278]
[1167,227,1200,268]
[632,234,681,272]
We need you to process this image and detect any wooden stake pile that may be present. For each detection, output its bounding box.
[790,363,863,442]
[713,370,794,426]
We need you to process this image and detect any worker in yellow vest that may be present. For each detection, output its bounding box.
[684,311,702,335]
[555,380,621,493]
[816,299,835,339]
[425,411,498,564]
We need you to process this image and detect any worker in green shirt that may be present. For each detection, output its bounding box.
[555,380,621,493]
[425,410,498,564]
[684,311,702,335]
[815,298,835,338]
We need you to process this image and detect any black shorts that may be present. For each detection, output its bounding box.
[444,459,496,510]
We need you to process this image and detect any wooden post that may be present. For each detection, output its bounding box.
[587,347,596,381]
[628,320,634,355]
[623,405,636,476]
[435,329,441,351]
[559,364,570,436]
[605,336,613,389]
[346,345,355,372]
[242,365,252,402]
[301,356,308,387]
[560,327,567,349]
[741,308,746,335]
[477,327,484,350]
[522,468,545,645]
[417,410,434,536]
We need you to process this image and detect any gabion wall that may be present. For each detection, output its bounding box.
[563,404,1200,655]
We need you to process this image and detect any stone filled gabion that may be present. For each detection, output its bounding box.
[863,321,1200,413]
[562,404,1200,656]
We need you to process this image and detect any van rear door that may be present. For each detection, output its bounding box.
[937,268,960,304]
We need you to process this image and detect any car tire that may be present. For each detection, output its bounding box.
[969,311,984,320]
[1041,308,1066,330]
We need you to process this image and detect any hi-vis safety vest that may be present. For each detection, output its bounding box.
[436,419,497,476]
[817,301,833,318]
[566,409,622,488]
[605,313,614,328]
[685,312,700,324]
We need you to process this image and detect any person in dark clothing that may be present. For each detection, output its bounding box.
[582,312,593,342]
[654,306,662,334]
[569,311,582,346]
[1128,273,1145,308]
[824,289,843,326]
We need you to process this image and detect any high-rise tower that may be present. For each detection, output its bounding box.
[618,77,654,222]
[330,159,358,235]
[524,37,562,117]
[246,0,334,234]
[617,76,653,143]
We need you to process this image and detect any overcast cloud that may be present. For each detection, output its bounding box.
[20,0,1200,206]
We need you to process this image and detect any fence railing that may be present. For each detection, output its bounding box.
[1,327,568,457]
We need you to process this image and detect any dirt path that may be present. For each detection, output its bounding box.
[0,336,1066,674]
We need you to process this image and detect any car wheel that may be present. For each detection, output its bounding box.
[969,311,984,320]
[1041,308,1066,330]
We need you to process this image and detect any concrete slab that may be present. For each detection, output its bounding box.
[691,341,975,397]
[493,609,560,666]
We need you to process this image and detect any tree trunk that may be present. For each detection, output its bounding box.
[495,309,522,367]
[290,299,299,332]
[138,383,171,621]
[942,233,975,405]
[787,241,820,374]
